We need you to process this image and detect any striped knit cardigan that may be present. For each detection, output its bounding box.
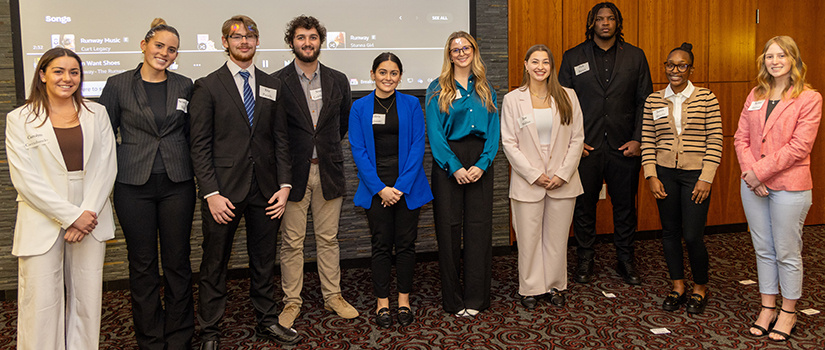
[640,86,723,183]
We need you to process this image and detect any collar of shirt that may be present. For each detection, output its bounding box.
[227,60,257,100]
[593,40,618,54]
[664,80,694,100]
[456,74,475,92]
[295,61,319,82]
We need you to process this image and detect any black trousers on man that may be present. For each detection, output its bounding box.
[573,146,640,262]
[114,174,196,350]
[432,137,494,313]
[197,176,281,341]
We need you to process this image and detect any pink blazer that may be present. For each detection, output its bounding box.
[501,86,584,201]
[734,88,822,191]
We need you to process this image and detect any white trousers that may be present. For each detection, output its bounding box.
[17,171,106,350]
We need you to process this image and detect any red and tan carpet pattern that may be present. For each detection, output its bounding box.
[0,228,823,349]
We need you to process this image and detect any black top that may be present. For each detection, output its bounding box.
[142,80,168,174]
[593,42,617,86]
[766,99,780,121]
[373,92,399,187]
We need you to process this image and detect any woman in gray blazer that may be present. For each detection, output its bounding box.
[98,18,196,349]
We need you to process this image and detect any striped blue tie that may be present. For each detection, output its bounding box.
[239,70,254,126]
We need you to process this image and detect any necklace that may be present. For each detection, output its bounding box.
[375,94,396,114]
[529,88,547,99]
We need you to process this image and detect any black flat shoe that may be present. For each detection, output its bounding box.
[520,295,538,310]
[397,306,414,327]
[685,292,709,314]
[769,308,797,342]
[616,260,641,285]
[375,307,392,329]
[749,305,777,337]
[549,289,565,307]
[662,291,687,312]
[255,323,300,345]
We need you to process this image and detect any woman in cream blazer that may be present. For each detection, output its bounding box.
[6,48,117,349]
[501,44,584,309]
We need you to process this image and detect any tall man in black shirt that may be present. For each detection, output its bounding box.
[558,2,653,285]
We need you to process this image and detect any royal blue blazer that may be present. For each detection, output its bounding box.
[349,90,433,210]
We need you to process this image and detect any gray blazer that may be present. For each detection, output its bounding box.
[99,64,194,185]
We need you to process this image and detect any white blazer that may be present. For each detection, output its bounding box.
[5,101,117,256]
[501,86,584,202]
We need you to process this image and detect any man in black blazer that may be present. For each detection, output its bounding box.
[559,2,653,286]
[188,15,299,349]
[272,15,357,328]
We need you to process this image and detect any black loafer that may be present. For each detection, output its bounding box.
[199,339,219,350]
[520,295,538,310]
[616,260,641,285]
[397,306,414,327]
[575,258,594,283]
[375,307,392,329]
[549,289,565,307]
[662,291,687,311]
[255,323,300,345]
[686,292,709,314]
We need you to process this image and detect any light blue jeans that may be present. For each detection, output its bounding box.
[740,180,811,300]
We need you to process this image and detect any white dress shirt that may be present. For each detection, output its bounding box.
[663,80,694,135]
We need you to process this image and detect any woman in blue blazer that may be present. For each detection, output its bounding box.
[349,52,433,329]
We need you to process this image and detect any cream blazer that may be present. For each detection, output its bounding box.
[501,87,585,201]
[6,101,117,256]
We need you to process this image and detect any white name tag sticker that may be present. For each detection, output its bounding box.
[800,308,820,316]
[739,279,757,285]
[518,114,534,128]
[749,100,765,111]
[653,107,669,120]
[259,86,277,101]
[574,62,590,76]
[176,98,189,113]
[310,88,322,101]
[25,133,48,149]
[650,328,671,335]
[601,291,616,298]
[372,113,386,125]
[454,90,462,100]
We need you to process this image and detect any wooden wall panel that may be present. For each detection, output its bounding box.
[708,0,757,82]
[508,0,563,89]
[562,0,639,53]
[708,82,753,136]
[637,0,709,85]
[705,137,748,226]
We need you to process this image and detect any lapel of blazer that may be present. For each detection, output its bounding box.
[516,89,544,160]
[216,63,250,127]
[362,91,376,160]
[547,96,563,159]
[251,67,268,134]
[317,63,335,127]
[38,115,68,170]
[130,67,160,135]
[607,42,626,90]
[79,104,95,171]
[284,61,314,129]
[763,97,794,137]
[584,41,606,91]
[159,71,181,136]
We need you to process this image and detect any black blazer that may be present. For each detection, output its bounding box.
[273,61,351,201]
[189,63,291,203]
[99,64,194,185]
[558,40,653,151]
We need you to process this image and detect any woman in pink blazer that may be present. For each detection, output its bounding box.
[734,36,822,342]
[501,44,584,309]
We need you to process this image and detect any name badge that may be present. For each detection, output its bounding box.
[574,62,590,76]
[176,98,189,113]
[260,86,277,101]
[310,88,322,101]
[25,133,48,149]
[518,114,534,128]
[653,107,669,120]
[454,90,462,100]
[372,113,386,125]
[749,100,764,111]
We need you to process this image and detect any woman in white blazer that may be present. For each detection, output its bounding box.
[5,47,117,349]
[501,44,584,309]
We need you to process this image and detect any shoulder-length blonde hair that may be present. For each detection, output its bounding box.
[519,44,572,125]
[25,47,89,126]
[431,31,496,114]
[755,35,812,100]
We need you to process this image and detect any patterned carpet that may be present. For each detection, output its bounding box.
[0,228,823,349]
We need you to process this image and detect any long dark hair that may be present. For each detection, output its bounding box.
[25,47,89,125]
[585,2,624,43]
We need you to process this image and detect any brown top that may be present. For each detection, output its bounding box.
[53,125,83,171]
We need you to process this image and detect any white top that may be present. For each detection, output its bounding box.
[226,60,256,103]
[533,108,553,145]
[663,80,694,135]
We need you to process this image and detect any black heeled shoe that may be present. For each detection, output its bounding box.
[375,307,392,329]
[749,305,777,337]
[662,291,687,312]
[397,306,414,327]
[769,308,797,342]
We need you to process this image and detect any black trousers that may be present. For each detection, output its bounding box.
[655,166,710,284]
[432,137,493,313]
[365,195,421,298]
[114,174,195,350]
[197,178,280,340]
[573,145,640,262]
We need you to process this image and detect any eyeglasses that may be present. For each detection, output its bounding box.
[664,63,691,72]
[228,34,258,41]
[450,45,473,56]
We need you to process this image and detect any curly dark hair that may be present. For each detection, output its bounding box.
[585,2,624,43]
[284,15,326,47]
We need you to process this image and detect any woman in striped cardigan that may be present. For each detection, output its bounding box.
[640,42,723,315]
